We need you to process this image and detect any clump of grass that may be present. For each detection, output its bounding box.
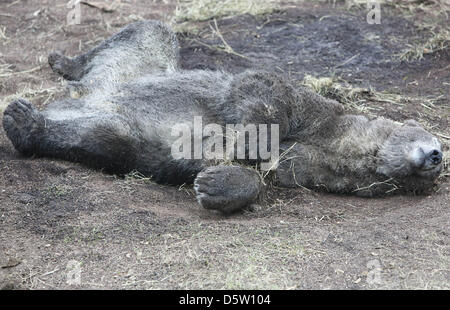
[301,74,445,111]
[340,0,450,9]
[386,0,450,11]
[397,27,449,61]
[301,74,376,113]
[173,0,278,22]
[382,0,450,62]
[301,74,371,103]
[124,171,153,184]
[44,185,71,197]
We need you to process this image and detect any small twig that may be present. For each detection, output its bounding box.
[40,268,60,277]
[434,132,450,140]
[335,53,360,69]
[7,0,21,7]
[209,18,248,59]
[352,178,397,193]
[0,66,42,78]
[35,277,58,289]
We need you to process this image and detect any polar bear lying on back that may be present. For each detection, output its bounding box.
[3,21,443,213]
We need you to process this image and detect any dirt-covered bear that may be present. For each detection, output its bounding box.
[2,21,443,214]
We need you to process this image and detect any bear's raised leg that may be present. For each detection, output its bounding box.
[48,51,87,81]
[48,20,179,96]
[3,99,138,173]
[194,165,262,214]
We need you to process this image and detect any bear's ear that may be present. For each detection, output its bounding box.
[403,119,421,127]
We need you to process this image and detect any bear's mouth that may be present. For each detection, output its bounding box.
[416,162,443,178]
[420,165,439,171]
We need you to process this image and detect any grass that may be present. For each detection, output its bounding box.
[330,0,449,61]
[396,0,449,61]
[142,223,309,289]
[44,185,72,198]
[301,74,447,112]
[336,0,450,9]
[397,26,449,61]
[300,74,376,114]
[0,84,59,113]
[0,60,61,113]
[385,0,450,11]
[318,0,449,63]
[0,64,13,79]
[172,0,280,34]
[173,0,278,22]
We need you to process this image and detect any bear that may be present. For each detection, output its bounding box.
[2,20,444,214]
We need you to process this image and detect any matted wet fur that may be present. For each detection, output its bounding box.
[2,21,443,214]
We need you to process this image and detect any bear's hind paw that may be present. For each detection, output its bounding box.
[3,99,44,156]
[194,165,262,214]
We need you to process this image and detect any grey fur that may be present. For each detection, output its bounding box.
[3,20,443,213]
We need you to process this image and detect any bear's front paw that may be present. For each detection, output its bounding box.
[48,51,69,75]
[194,165,262,214]
[48,51,82,80]
[3,99,44,155]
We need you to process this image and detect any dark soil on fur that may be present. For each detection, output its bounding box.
[0,0,448,289]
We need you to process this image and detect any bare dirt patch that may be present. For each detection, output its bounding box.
[0,0,448,289]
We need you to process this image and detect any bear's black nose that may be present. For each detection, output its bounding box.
[428,149,442,165]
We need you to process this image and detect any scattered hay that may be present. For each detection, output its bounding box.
[173,0,278,23]
[301,74,446,113]
[0,65,42,78]
[397,27,449,61]
[0,26,8,42]
[0,85,59,113]
[0,64,13,77]
[337,0,449,62]
[335,0,450,10]
[385,0,450,12]
[300,74,375,113]
[124,171,153,184]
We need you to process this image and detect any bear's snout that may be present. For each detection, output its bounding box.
[427,149,442,165]
[413,145,443,173]
[408,143,442,171]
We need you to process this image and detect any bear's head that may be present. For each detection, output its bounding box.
[376,120,443,182]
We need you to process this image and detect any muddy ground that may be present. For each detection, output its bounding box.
[0,0,449,289]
